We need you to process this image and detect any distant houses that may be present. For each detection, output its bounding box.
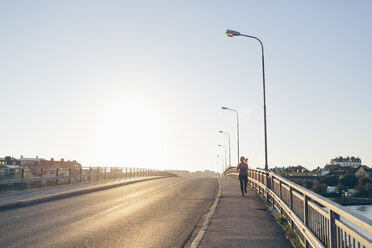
[0,156,82,171]
[323,156,371,179]
[272,156,371,199]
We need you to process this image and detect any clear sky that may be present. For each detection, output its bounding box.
[1,1,371,172]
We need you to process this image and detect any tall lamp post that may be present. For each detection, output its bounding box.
[219,130,231,168]
[226,29,269,172]
[221,106,240,165]
[217,155,225,171]
[218,144,227,170]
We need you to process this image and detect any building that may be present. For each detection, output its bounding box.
[0,156,81,170]
[355,166,371,179]
[0,156,22,167]
[328,156,361,167]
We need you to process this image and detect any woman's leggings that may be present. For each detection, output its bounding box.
[239,175,248,193]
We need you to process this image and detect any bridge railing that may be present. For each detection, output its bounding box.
[0,167,174,189]
[226,167,372,248]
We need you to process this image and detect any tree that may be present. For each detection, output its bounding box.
[359,177,372,185]
[302,180,314,189]
[324,164,341,172]
[365,183,372,197]
[339,174,358,189]
[311,181,327,195]
[356,178,372,198]
[321,176,339,186]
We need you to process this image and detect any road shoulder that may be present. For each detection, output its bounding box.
[0,176,166,210]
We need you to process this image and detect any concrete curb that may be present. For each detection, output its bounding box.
[190,177,222,248]
[0,176,166,211]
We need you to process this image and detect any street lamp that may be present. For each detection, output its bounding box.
[217,155,225,171]
[226,29,269,172]
[219,130,231,168]
[216,161,223,173]
[221,106,240,165]
[218,144,227,170]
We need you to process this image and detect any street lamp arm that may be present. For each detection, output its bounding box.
[239,34,264,54]
[230,108,239,115]
[225,108,239,120]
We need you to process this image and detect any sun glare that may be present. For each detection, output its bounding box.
[98,98,168,167]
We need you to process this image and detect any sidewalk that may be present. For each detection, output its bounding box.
[198,176,292,248]
[0,176,163,210]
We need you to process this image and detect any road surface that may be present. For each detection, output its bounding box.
[0,177,218,248]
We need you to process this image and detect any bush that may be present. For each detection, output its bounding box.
[320,176,339,186]
[356,181,372,198]
[275,215,304,248]
[340,174,358,188]
[311,181,327,195]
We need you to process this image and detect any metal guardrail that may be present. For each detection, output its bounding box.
[225,167,372,248]
[0,167,174,188]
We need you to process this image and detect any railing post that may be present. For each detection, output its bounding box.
[304,195,310,248]
[89,167,92,182]
[79,167,82,183]
[56,168,59,185]
[20,168,25,188]
[104,167,106,180]
[250,169,252,186]
[279,181,283,215]
[265,172,269,202]
[125,168,127,180]
[40,168,44,186]
[111,167,113,180]
[97,167,100,181]
[270,175,274,191]
[69,168,71,184]
[328,210,340,248]
[121,168,123,179]
[289,186,294,227]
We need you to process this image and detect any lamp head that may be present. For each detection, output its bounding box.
[226,29,240,37]
[219,130,223,133]
[221,106,228,110]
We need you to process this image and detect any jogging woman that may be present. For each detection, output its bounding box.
[237,156,248,196]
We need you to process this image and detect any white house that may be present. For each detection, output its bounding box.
[329,156,361,167]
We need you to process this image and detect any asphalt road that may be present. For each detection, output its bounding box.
[0,177,218,248]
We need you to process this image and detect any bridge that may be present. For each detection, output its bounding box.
[0,166,371,247]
